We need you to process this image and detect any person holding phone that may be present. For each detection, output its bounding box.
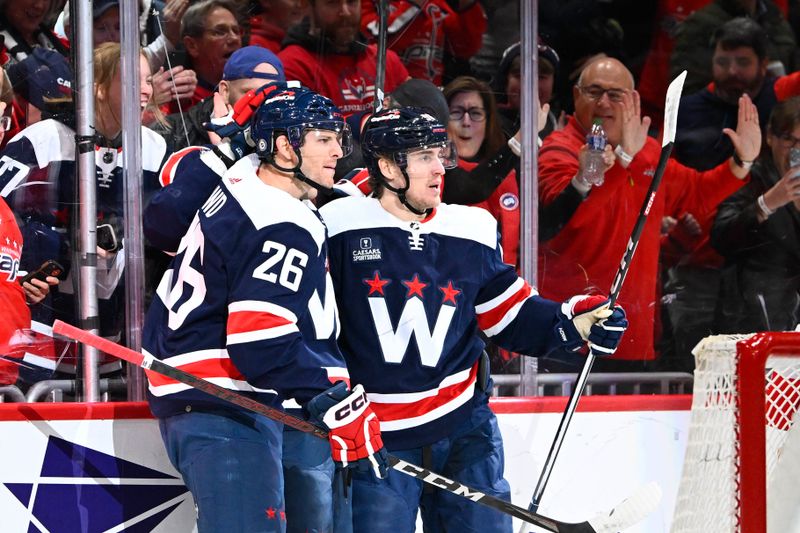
[711,96,800,333]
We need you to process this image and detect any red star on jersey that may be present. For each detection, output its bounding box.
[364,271,391,296]
[266,507,277,519]
[402,274,428,298]
[279,510,286,521]
[439,281,461,305]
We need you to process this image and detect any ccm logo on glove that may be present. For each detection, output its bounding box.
[335,389,367,421]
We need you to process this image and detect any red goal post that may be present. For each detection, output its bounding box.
[671,332,800,533]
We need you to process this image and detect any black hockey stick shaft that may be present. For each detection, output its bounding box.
[51,319,599,533]
[373,0,388,113]
[527,143,674,517]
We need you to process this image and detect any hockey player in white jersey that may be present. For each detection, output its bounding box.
[143,84,387,533]
[319,107,628,533]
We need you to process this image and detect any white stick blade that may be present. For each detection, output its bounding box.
[662,71,687,146]
[588,482,663,532]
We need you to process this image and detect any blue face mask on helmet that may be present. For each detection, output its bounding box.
[361,106,456,215]
[250,85,351,195]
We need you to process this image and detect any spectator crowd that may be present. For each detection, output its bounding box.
[3,0,800,389]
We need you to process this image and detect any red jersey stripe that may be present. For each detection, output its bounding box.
[370,363,477,421]
[476,282,532,331]
[227,310,293,336]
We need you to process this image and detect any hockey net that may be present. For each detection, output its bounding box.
[671,332,800,533]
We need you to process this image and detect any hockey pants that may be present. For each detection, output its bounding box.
[159,409,286,532]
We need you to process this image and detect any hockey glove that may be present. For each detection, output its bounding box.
[560,295,628,356]
[307,382,389,479]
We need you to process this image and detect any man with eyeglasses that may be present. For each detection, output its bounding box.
[663,17,800,372]
[537,56,762,370]
[675,18,800,172]
[169,0,243,114]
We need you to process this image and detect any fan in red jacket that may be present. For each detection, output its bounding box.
[248,0,309,53]
[279,0,409,115]
[361,0,486,85]
[538,57,761,363]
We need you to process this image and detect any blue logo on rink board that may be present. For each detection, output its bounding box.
[3,435,189,532]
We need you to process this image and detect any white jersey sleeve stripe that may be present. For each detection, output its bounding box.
[476,279,534,336]
[228,300,298,322]
[475,277,526,314]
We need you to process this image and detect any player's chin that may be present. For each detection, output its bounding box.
[319,167,337,186]
[422,191,441,210]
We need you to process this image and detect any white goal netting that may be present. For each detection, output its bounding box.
[671,334,800,533]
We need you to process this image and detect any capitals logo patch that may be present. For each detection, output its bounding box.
[351,235,382,263]
[499,192,519,211]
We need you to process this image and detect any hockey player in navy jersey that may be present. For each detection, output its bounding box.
[319,107,628,533]
[146,80,359,533]
[144,84,387,533]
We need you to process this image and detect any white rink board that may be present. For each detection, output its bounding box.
[0,403,689,532]
[501,410,689,533]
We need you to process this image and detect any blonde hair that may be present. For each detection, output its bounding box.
[93,42,164,127]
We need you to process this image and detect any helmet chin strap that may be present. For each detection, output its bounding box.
[382,169,431,217]
[268,150,334,197]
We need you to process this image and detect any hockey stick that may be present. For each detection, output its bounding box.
[373,0,388,112]
[523,71,688,523]
[52,319,658,533]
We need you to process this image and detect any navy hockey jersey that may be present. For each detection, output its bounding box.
[144,145,229,253]
[320,197,584,449]
[144,155,349,418]
[0,119,167,334]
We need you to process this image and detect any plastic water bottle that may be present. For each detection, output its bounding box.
[581,119,607,186]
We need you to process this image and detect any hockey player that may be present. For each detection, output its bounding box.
[146,80,358,533]
[143,84,388,532]
[319,107,628,533]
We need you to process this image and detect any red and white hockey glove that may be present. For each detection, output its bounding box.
[308,382,389,479]
[559,295,628,356]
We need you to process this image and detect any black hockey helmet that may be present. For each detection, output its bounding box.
[361,107,456,214]
[250,84,352,194]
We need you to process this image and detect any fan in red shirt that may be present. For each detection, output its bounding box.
[538,57,761,365]
[360,0,486,85]
[279,0,409,115]
[248,0,309,53]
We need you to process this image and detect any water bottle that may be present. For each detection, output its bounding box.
[581,119,607,186]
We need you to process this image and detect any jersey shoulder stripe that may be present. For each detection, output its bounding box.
[158,146,206,187]
[221,155,326,253]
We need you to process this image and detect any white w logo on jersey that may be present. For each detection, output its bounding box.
[368,297,456,367]
[308,274,340,339]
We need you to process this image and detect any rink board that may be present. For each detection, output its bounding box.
[0,396,691,532]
